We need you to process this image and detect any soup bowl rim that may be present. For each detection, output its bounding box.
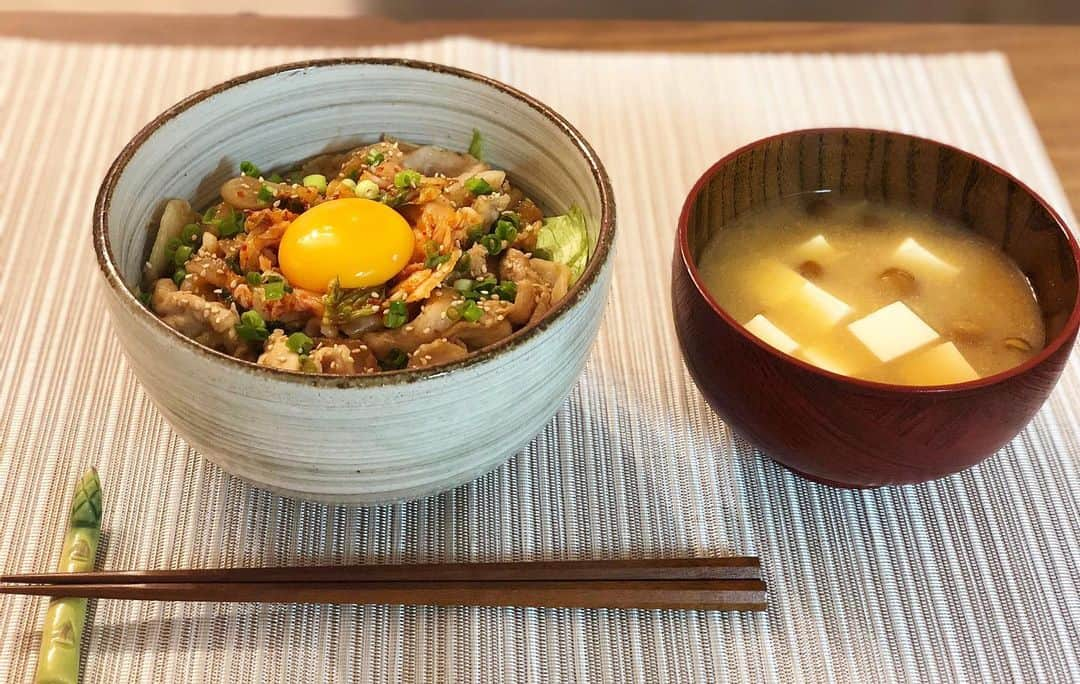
[92,57,616,389]
[676,126,1080,394]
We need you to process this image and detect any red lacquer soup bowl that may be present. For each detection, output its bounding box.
[672,128,1080,487]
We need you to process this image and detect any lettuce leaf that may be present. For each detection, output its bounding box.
[536,204,589,283]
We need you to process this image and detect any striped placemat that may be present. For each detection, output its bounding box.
[0,37,1077,683]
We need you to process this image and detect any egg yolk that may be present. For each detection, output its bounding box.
[278,198,414,293]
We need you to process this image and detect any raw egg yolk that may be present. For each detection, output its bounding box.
[278,198,414,293]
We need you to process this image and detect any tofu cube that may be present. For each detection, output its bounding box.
[813,327,882,375]
[848,301,939,362]
[769,281,854,337]
[799,282,853,324]
[743,259,808,307]
[894,341,979,385]
[798,346,857,377]
[744,314,800,354]
[893,237,960,277]
[792,234,843,265]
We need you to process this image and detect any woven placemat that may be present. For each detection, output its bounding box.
[0,37,1077,683]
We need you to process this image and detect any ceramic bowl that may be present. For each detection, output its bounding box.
[94,59,615,503]
[672,128,1079,487]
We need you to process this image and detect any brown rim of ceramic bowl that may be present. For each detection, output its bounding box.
[93,57,615,388]
[677,127,1080,394]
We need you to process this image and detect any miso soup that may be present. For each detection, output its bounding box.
[697,196,1045,386]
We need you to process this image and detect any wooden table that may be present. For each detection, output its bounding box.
[3,12,1078,213]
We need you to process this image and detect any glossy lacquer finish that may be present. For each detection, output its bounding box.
[673,128,1080,487]
[94,60,615,503]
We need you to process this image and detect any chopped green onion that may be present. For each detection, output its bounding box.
[267,172,284,183]
[461,290,481,301]
[303,174,327,193]
[466,225,486,243]
[365,149,385,166]
[494,281,517,302]
[172,268,187,287]
[394,170,422,189]
[383,299,408,329]
[464,177,494,195]
[172,245,193,267]
[453,278,475,293]
[285,332,314,355]
[246,271,262,286]
[354,179,380,200]
[181,223,201,245]
[262,280,286,301]
[494,220,518,244]
[531,247,553,261]
[468,128,483,160]
[236,326,268,343]
[474,276,497,294]
[423,240,449,269]
[500,211,522,229]
[461,301,484,322]
[380,190,405,207]
[425,253,450,269]
[239,160,260,177]
[217,210,245,238]
[236,310,269,342]
[445,305,462,322]
[164,236,182,259]
[285,170,304,184]
[480,234,504,255]
[257,185,275,203]
[380,348,409,370]
[340,178,357,191]
[137,288,152,307]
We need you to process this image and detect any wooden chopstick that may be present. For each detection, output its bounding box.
[0,558,765,610]
[0,579,766,611]
[1,557,761,585]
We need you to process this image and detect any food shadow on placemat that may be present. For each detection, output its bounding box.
[148,368,753,570]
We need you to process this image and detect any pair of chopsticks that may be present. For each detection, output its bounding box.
[1,557,766,611]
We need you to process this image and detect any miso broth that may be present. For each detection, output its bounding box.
[698,196,1045,386]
